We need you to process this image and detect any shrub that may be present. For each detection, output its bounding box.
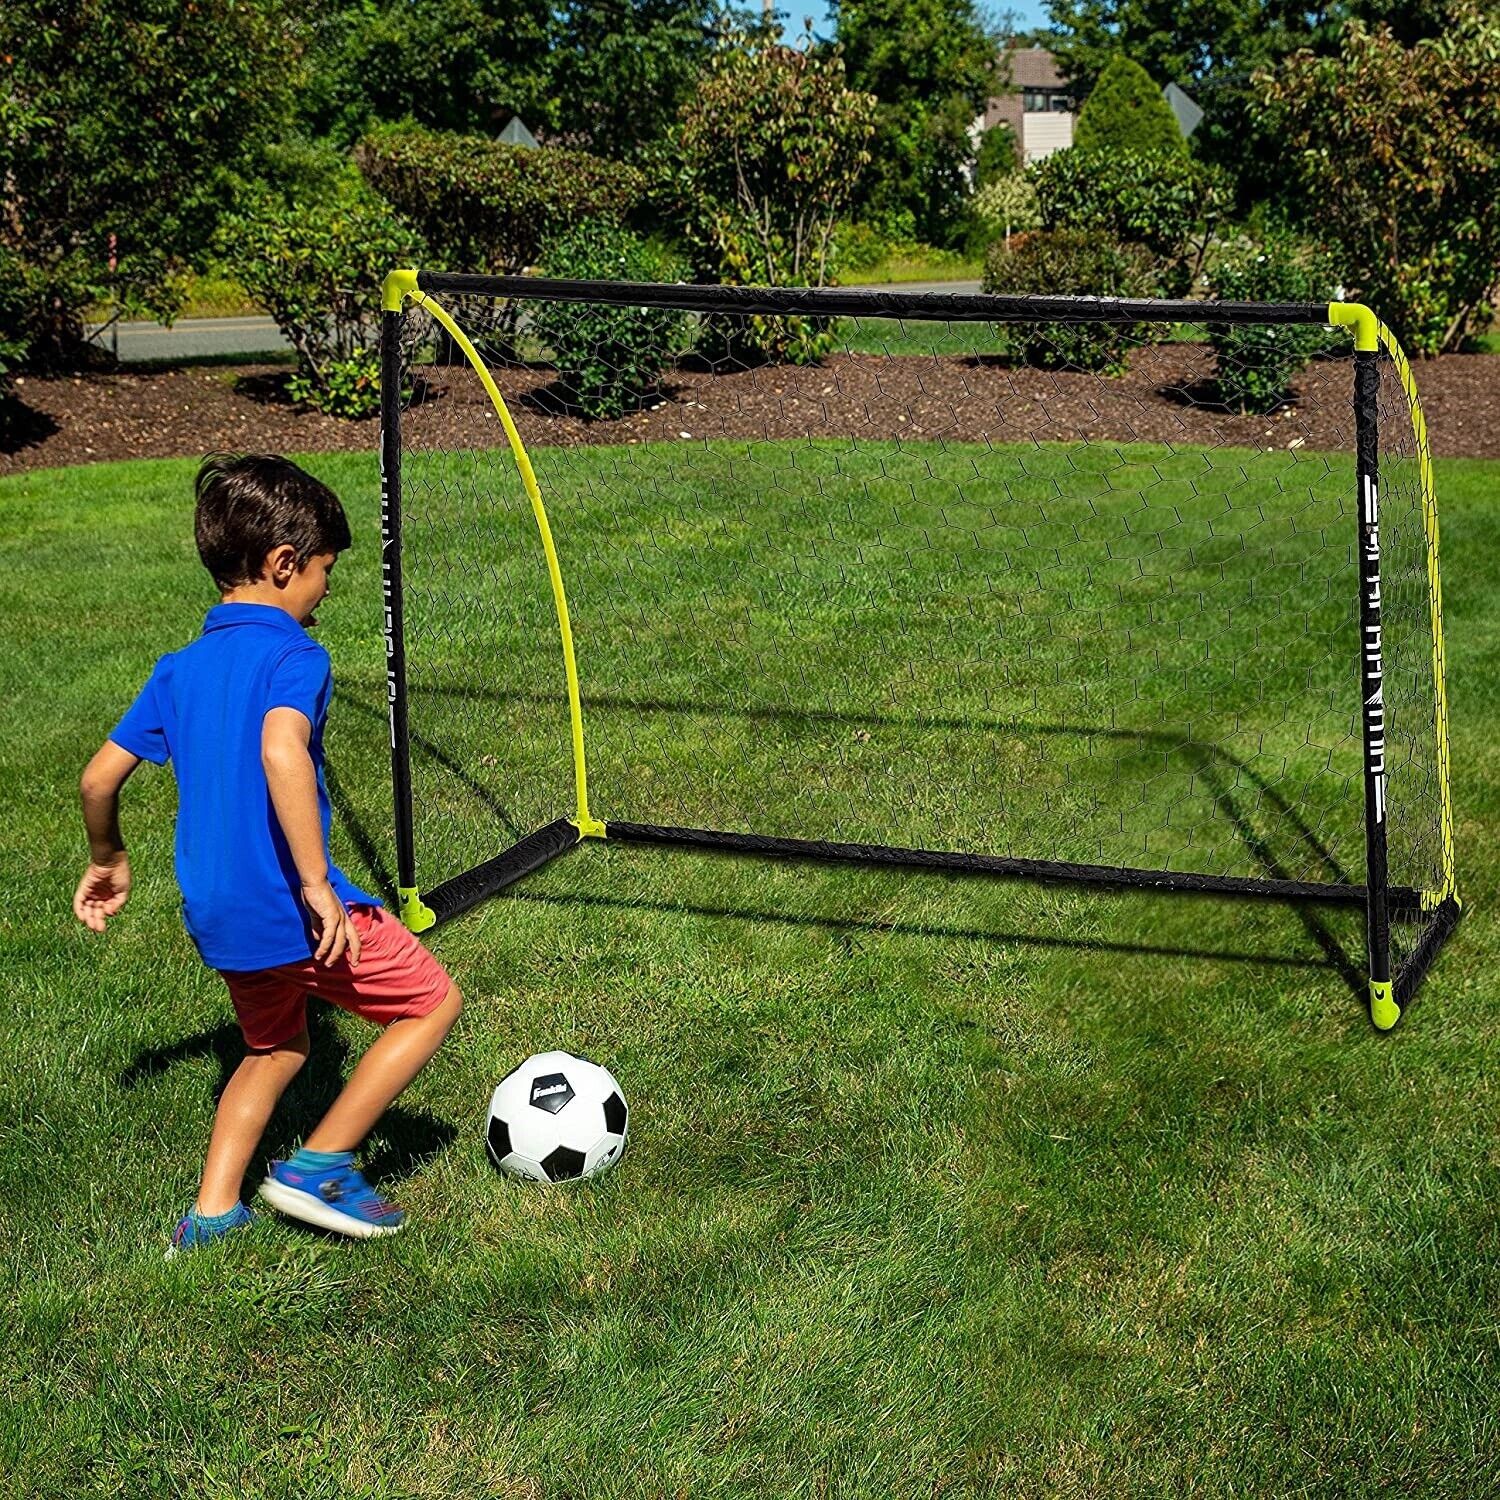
[1253,8,1500,354]
[982,229,1157,374]
[973,174,1040,248]
[356,123,645,277]
[287,348,385,422]
[1205,233,1340,413]
[1029,147,1228,296]
[975,122,1020,186]
[215,172,422,420]
[532,222,689,419]
[0,0,296,370]
[669,32,876,365]
[1073,54,1185,156]
[833,222,894,276]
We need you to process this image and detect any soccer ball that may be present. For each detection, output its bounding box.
[486,1050,629,1183]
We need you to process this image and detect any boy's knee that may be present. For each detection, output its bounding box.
[442,983,463,1023]
[249,1029,309,1073]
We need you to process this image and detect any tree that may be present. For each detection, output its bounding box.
[0,0,299,367]
[830,0,1000,246]
[975,123,1020,185]
[670,31,876,359]
[1043,0,1465,213]
[1254,6,1500,354]
[548,0,718,160]
[297,0,553,147]
[1073,54,1183,154]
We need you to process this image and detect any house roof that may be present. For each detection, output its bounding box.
[1002,45,1067,90]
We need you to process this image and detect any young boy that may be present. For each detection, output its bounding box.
[74,453,462,1256]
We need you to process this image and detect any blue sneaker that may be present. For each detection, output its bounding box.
[165,1201,255,1259]
[258,1159,405,1239]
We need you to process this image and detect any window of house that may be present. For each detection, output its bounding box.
[1023,87,1072,113]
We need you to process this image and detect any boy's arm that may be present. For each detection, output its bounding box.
[262,707,361,969]
[74,741,141,932]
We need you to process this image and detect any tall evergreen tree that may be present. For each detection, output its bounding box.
[1073,53,1184,154]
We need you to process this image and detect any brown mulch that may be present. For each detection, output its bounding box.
[6,343,1500,475]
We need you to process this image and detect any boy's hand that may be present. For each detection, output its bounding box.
[73,855,132,933]
[302,879,361,968]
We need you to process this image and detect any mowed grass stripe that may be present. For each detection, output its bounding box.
[0,450,1496,1498]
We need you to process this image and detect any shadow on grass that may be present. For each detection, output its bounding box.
[118,1005,457,1211]
[332,678,1366,1008]
[506,884,1348,975]
[360,676,1355,889]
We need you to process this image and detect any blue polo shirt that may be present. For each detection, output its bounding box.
[110,602,377,971]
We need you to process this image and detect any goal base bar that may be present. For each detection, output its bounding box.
[414,818,1453,1013]
[424,817,582,925]
[603,821,1421,908]
[1395,894,1463,1008]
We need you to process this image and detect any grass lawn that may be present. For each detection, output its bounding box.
[1,442,1498,1498]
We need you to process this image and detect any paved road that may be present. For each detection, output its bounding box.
[85,281,986,365]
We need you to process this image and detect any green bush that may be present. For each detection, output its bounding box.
[669,33,876,365]
[533,222,689,419]
[975,123,1019,185]
[215,171,422,420]
[1253,10,1500,354]
[0,0,296,370]
[835,222,894,276]
[972,175,1040,247]
[287,348,385,421]
[1073,53,1185,156]
[1029,147,1227,296]
[1205,233,1339,413]
[982,229,1157,374]
[356,123,645,277]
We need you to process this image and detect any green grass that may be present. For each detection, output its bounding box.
[839,245,982,285]
[2,445,1499,1498]
[86,271,261,324]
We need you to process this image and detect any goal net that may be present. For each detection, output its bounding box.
[379,274,1459,1027]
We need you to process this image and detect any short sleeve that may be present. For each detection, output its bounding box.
[111,661,170,765]
[267,641,332,729]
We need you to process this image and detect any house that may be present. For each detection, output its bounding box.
[983,45,1075,165]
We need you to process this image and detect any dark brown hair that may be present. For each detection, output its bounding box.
[194,453,352,590]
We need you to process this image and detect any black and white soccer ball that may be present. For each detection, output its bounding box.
[486,1050,629,1183]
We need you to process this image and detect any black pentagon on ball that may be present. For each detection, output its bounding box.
[529,1072,575,1114]
[541,1144,587,1181]
[486,1115,512,1168]
[602,1091,627,1135]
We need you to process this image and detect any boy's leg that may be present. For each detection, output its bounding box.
[196,1029,309,1216]
[303,983,462,1152]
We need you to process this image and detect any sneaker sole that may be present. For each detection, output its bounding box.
[257,1177,404,1239]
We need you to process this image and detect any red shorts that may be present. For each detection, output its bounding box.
[220,904,453,1050]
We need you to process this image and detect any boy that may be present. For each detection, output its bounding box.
[73,453,462,1256]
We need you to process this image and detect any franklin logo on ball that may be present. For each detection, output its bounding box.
[529,1073,575,1114]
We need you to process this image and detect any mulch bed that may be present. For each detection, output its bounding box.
[6,343,1500,475]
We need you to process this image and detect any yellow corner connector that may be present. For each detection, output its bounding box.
[1369,980,1400,1032]
[398,885,437,933]
[572,816,608,840]
[1328,301,1379,353]
[383,268,419,313]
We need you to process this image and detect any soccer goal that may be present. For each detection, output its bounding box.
[378,270,1460,1028]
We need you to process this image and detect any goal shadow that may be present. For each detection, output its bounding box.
[334,682,1368,1003]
